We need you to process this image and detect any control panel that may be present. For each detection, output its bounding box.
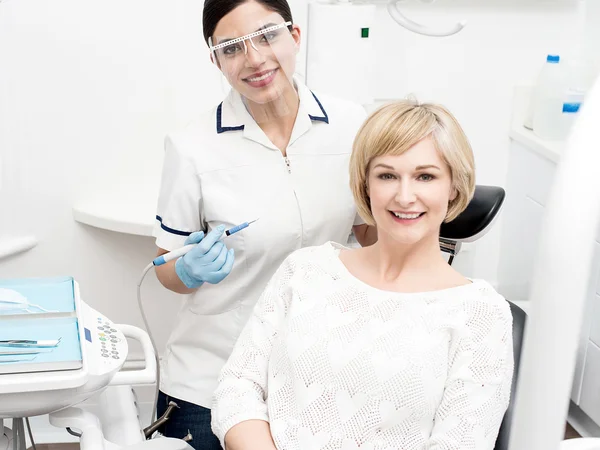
[81,303,128,377]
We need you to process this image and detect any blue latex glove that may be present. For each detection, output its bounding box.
[175,225,235,289]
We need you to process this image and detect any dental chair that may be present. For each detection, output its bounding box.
[440,185,527,450]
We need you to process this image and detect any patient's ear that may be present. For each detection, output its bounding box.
[449,186,458,202]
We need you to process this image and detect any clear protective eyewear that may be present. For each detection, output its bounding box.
[208,21,293,64]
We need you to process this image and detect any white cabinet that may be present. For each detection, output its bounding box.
[497,141,553,301]
[498,117,600,428]
[580,341,600,426]
[591,286,600,348]
[573,244,600,406]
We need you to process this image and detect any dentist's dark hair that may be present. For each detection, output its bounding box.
[203,0,294,45]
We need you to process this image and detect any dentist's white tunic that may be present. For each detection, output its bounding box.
[153,79,366,407]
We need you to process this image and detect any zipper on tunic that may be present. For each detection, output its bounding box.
[284,156,291,174]
[283,154,302,245]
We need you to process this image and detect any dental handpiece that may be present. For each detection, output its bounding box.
[152,219,259,267]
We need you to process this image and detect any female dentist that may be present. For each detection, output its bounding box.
[152,0,376,448]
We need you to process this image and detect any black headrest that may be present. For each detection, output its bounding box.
[440,185,505,242]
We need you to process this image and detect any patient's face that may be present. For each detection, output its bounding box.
[367,137,456,247]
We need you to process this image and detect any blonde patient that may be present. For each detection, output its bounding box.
[211,100,514,450]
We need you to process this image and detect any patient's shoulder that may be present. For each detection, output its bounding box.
[275,242,345,281]
[284,242,339,266]
[465,280,508,304]
[456,280,513,328]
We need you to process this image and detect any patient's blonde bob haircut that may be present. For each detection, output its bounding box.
[350,99,475,226]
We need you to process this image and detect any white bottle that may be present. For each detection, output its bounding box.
[532,55,568,140]
[525,54,561,130]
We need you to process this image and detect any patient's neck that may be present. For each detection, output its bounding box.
[365,233,454,291]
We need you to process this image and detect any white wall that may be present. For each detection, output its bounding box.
[0,0,226,360]
[0,0,591,442]
[583,0,600,77]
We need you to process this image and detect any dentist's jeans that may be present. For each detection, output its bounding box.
[157,390,222,450]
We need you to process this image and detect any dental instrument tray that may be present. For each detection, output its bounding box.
[0,277,82,375]
[0,276,155,420]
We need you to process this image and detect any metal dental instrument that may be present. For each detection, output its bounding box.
[0,348,54,355]
[143,400,180,438]
[0,338,61,348]
[0,355,38,363]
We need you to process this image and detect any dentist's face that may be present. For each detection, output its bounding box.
[211,1,301,104]
[367,137,457,246]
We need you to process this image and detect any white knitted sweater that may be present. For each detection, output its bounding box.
[212,242,514,449]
